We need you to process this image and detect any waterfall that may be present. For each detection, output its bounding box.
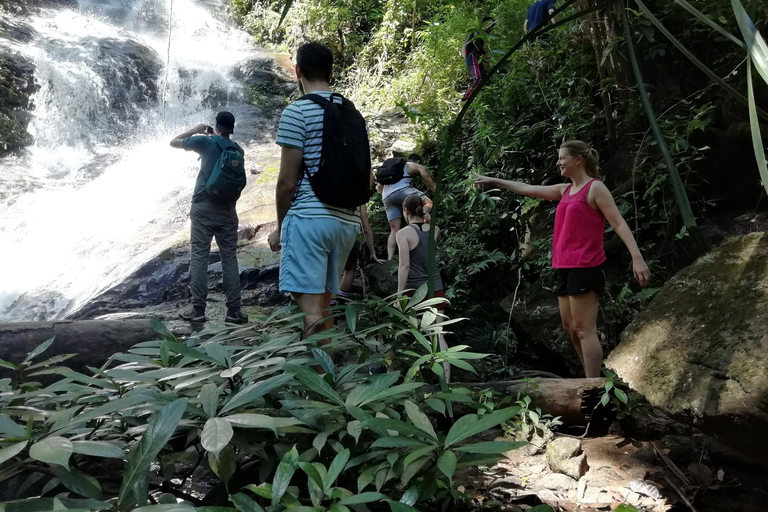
[0,0,269,321]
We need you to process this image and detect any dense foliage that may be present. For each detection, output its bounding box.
[234,0,767,370]
[0,291,549,511]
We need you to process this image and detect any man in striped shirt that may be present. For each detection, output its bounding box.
[268,42,366,340]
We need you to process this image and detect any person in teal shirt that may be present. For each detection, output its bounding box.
[170,112,248,324]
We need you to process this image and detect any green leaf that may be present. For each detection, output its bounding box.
[387,501,419,512]
[209,445,237,485]
[283,364,344,406]
[199,383,219,418]
[71,441,125,459]
[426,398,446,416]
[407,284,429,309]
[277,0,294,28]
[345,306,357,333]
[201,418,234,454]
[230,492,266,512]
[299,461,325,489]
[224,414,305,433]
[51,466,102,499]
[243,483,273,500]
[455,441,527,454]
[614,388,629,405]
[601,393,610,407]
[615,505,641,512]
[29,436,73,469]
[24,337,55,363]
[164,341,219,364]
[220,373,295,414]
[444,407,521,447]
[324,448,350,492]
[365,418,438,443]
[134,506,197,512]
[0,413,28,439]
[371,437,429,449]
[52,395,150,436]
[404,400,438,441]
[674,0,744,47]
[0,498,112,512]
[311,348,337,376]
[0,358,18,371]
[271,445,299,507]
[118,399,187,510]
[0,441,28,465]
[437,450,456,481]
[338,492,387,505]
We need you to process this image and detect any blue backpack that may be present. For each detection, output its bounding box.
[205,136,246,203]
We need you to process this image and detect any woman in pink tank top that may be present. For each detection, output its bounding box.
[475,141,650,378]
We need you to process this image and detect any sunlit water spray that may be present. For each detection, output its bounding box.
[0,0,266,321]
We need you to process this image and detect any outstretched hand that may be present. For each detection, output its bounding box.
[474,175,495,187]
[633,257,651,287]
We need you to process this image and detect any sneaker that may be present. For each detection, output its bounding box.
[225,308,248,324]
[180,305,206,322]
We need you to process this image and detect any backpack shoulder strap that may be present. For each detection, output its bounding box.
[299,93,332,107]
[211,136,241,154]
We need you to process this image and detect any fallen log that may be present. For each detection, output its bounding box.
[435,378,605,425]
[0,319,197,377]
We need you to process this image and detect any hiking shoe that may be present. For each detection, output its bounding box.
[225,308,248,324]
[180,305,206,322]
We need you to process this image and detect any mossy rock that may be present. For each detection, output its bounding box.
[607,232,768,459]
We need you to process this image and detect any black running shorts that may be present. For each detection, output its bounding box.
[556,265,606,297]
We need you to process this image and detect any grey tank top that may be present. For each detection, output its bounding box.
[405,223,444,291]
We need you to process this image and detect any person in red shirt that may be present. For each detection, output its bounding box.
[476,140,650,378]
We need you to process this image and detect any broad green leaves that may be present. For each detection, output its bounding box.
[444,408,521,447]
[201,418,234,454]
[118,399,187,510]
[30,436,73,469]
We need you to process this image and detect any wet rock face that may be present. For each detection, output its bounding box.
[86,37,163,123]
[66,224,289,320]
[232,58,297,96]
[607,232,768,460]
[0,50,38,154]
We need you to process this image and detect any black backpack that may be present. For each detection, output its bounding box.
[376,157,407,185]
[299,93,372,209]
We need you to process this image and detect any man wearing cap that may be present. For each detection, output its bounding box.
[170,112,248,324]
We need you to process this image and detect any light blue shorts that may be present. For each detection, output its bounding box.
[383,186,426,221]
[279,214,360,295]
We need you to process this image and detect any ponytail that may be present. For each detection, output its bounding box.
[403,193,426,218]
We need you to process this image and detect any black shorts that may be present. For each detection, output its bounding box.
[556,265,606,297]
[344,241,361,271]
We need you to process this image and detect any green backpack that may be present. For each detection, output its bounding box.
[205,136,246,203]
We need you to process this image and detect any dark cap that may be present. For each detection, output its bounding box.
[216,111,235,134]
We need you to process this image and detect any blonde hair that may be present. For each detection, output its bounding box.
[560,140,599,178]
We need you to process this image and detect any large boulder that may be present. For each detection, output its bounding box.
[364,260,398,297]
[607,232,768,459]
[501,282,579,376]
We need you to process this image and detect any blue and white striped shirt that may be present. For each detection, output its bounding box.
[276,91,361,226]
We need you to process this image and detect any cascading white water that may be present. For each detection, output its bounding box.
[0,0,268,321]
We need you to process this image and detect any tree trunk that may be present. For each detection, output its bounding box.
[0,319,196,376]
[431,378,605,425]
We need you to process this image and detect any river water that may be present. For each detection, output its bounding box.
[0,0,268,321]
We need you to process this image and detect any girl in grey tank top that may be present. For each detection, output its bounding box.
[395,193,450,381]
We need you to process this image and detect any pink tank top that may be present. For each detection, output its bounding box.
[552,179,606,268]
